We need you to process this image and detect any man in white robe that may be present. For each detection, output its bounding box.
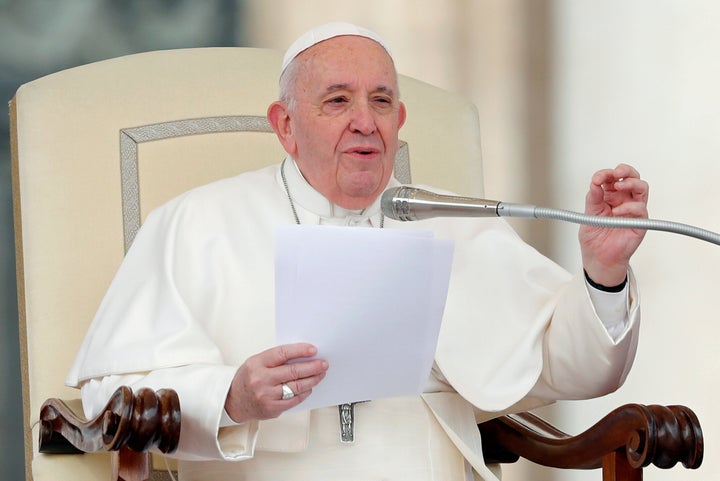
[66,23,649,481]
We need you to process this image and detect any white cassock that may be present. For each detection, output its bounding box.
[67,158,639,481]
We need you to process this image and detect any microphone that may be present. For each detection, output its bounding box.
[380,186,501,221]
[380,186,538,221]
[380,186,720,246]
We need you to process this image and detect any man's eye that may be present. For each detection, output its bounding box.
[328,97,348,104]
[373,97,393,106]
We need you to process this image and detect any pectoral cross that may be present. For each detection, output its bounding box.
[338,401,368,443]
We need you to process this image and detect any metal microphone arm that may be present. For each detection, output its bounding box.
[382,187,720,247]
[499,203,720,246]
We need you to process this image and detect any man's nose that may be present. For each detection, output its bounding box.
[348,101,377,135]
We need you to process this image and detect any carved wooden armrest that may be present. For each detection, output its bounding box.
[479,404,703,480]
[39,386,180,481]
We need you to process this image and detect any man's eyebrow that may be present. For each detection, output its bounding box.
[374,86,396,96]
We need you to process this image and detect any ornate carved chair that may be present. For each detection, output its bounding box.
[11,47,703,481]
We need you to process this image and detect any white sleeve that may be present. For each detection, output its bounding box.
[80,364,259,461]
[529,271,640,401]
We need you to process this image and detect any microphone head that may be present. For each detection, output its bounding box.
[381,186,413,221]
[380,187,399,219]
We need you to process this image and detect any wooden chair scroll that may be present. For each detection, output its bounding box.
[479,403,703,481]
[39,387,703,481]
[39,386,180,481]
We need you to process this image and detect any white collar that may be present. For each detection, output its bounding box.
[280,157,397,227]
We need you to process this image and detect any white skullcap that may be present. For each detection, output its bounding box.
[280,22,392,76]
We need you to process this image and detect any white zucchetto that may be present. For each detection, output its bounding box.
[280,22,393,75]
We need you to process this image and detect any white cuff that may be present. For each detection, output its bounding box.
[586,279,630,341]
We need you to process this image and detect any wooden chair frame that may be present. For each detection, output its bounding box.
[38,386,702,481]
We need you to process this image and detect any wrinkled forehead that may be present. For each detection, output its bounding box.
[292,36,399,98]
[281,22,393,76]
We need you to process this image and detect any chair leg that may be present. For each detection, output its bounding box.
[603,451,642,481]
[112,446,151,481]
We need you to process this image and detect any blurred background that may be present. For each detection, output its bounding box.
[1,1,718,480]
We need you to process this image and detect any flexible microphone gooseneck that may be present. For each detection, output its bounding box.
[381,186,720,246]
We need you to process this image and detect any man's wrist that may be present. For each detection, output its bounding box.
[584,269,628,293]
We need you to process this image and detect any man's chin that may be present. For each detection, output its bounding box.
[333,187,383,210]
[332,171,391,208]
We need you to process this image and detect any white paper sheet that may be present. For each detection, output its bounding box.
[275,225,454,411]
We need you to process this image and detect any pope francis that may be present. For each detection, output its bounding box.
[67,22,650,481]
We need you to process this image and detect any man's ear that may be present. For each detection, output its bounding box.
[267,101,297,155]
[398,101,407,130]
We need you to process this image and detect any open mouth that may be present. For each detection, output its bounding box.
[349,147,379,156]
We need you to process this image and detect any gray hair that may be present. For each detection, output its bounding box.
[278,57,300,113]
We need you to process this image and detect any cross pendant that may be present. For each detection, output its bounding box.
[338,403,356,442]
[338,402,368,443]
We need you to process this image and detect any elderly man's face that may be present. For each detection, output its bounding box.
[269,36,406,210]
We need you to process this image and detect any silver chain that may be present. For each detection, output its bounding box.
[280,158,301,225]
[280,158,384,228]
